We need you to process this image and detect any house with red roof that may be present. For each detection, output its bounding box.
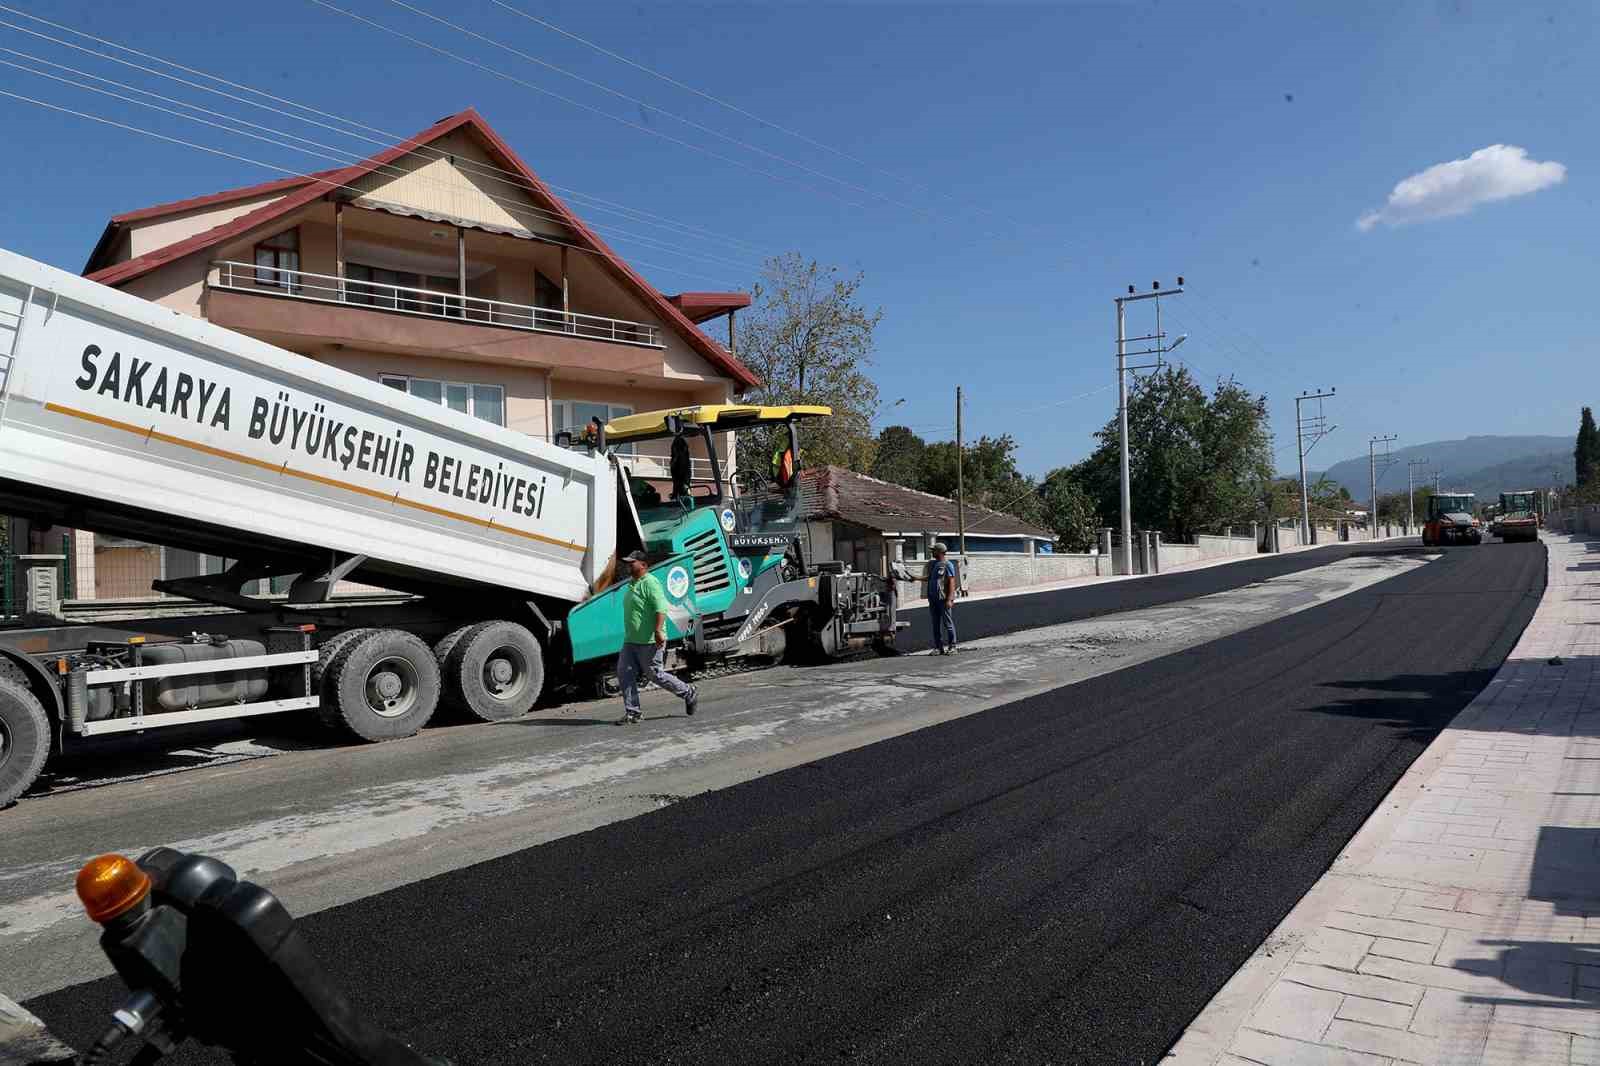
[83,107,754,453]
[62,107,758,599]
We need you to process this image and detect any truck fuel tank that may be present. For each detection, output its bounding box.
[140,636,269,712]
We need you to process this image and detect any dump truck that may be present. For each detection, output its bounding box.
[0,248,903,805]
[1494,490,1540,543]
[1420,492,1482,547]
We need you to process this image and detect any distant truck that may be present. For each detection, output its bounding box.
[0,248,903,805]
[1421,493,1482,547]
[1494,490,1540,543]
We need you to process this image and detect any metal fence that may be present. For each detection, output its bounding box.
[1,532,73,623]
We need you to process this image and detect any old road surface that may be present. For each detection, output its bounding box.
[20,541,1545,1064]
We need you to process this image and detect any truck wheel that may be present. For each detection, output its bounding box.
[314,628,376,693]
[322,630,440,742]
[433,625,475,681]
[444,621,544,722]
[0,677,50,808]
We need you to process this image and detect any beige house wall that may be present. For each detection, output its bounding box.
[125,192,290,259]
[316,348,550,439]
[122,253,209,317]
[348,131,569,241]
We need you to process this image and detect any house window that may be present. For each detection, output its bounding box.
[253,229,300,291]
[553,400,632,455]
[380,374,505,427]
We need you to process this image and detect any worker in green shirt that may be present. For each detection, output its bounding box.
[616,549,699,724]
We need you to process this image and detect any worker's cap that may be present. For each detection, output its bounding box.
[623,549,649,563]
[931,541,948,554]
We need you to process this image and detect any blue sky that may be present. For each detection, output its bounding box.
[1,0,1595,479]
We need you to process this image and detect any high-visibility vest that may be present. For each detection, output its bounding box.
[771,446,794,488]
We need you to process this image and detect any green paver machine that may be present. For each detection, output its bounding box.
[562,404,905,675]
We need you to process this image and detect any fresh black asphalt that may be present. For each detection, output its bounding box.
[895,538,1425,653]
[28,541,1546,1064]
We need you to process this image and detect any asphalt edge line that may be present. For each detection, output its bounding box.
[1161,540,1550,1065]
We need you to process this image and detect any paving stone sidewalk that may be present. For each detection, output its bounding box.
[1169,534,1600,1066]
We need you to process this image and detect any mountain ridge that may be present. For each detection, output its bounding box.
[1285,436,1571,500]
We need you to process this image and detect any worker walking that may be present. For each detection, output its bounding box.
[616,549,698,724]
[927,542,959,655]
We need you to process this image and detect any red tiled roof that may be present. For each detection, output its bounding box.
[799,466,1054,540]
[81,109,759,390]
[109,167,348,225]
[665,292,752,324]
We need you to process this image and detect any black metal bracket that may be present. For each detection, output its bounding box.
[152,558,298,612]
[287,553,368,604]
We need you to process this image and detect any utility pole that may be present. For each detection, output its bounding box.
[955,385,965,558]
[1433,471,1442,494]
[1294,389,1337,544]
[1369,434,1398,540]
[1407,458,1428,530]
[1113,278,1185,574]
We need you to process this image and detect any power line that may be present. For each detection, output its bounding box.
[0,85,741,288]
[374,0,945,223]
[1185,289,1284,372]
[0,23,761,271]
[0,4,769,261]
[308,0,873,210]
[0,49,759,280]
[490,0,1031,234]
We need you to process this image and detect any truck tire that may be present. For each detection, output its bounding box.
[444,621,544,722]
[432,624,476,688]
[321,629,440,742]
[0,676,50,808]
[314,628,377,693]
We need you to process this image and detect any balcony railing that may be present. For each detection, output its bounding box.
[211,261,664,349]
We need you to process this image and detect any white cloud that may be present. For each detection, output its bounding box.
[1357,144,1566,231]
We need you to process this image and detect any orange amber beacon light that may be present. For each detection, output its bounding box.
[76,853,151,924]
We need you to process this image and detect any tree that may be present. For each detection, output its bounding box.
[1078,367,1273,540]
[1037,471,1101,552]
[871,425,926,488]
[1576,407,1599,490]
[735,254,882,475]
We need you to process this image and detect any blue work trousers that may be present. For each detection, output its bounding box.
[617,642,693,714]
[930,598,957,651]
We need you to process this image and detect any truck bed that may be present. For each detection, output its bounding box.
[0,249,614,605]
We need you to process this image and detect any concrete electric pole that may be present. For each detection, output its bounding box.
[955,385,965,558]
[1294,390,1337,544]
[1368,434,1398,540]
[1406,458,1428,531]
[1113,279,1185,574]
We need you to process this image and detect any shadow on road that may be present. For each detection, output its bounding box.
[1312,668,1501,742]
